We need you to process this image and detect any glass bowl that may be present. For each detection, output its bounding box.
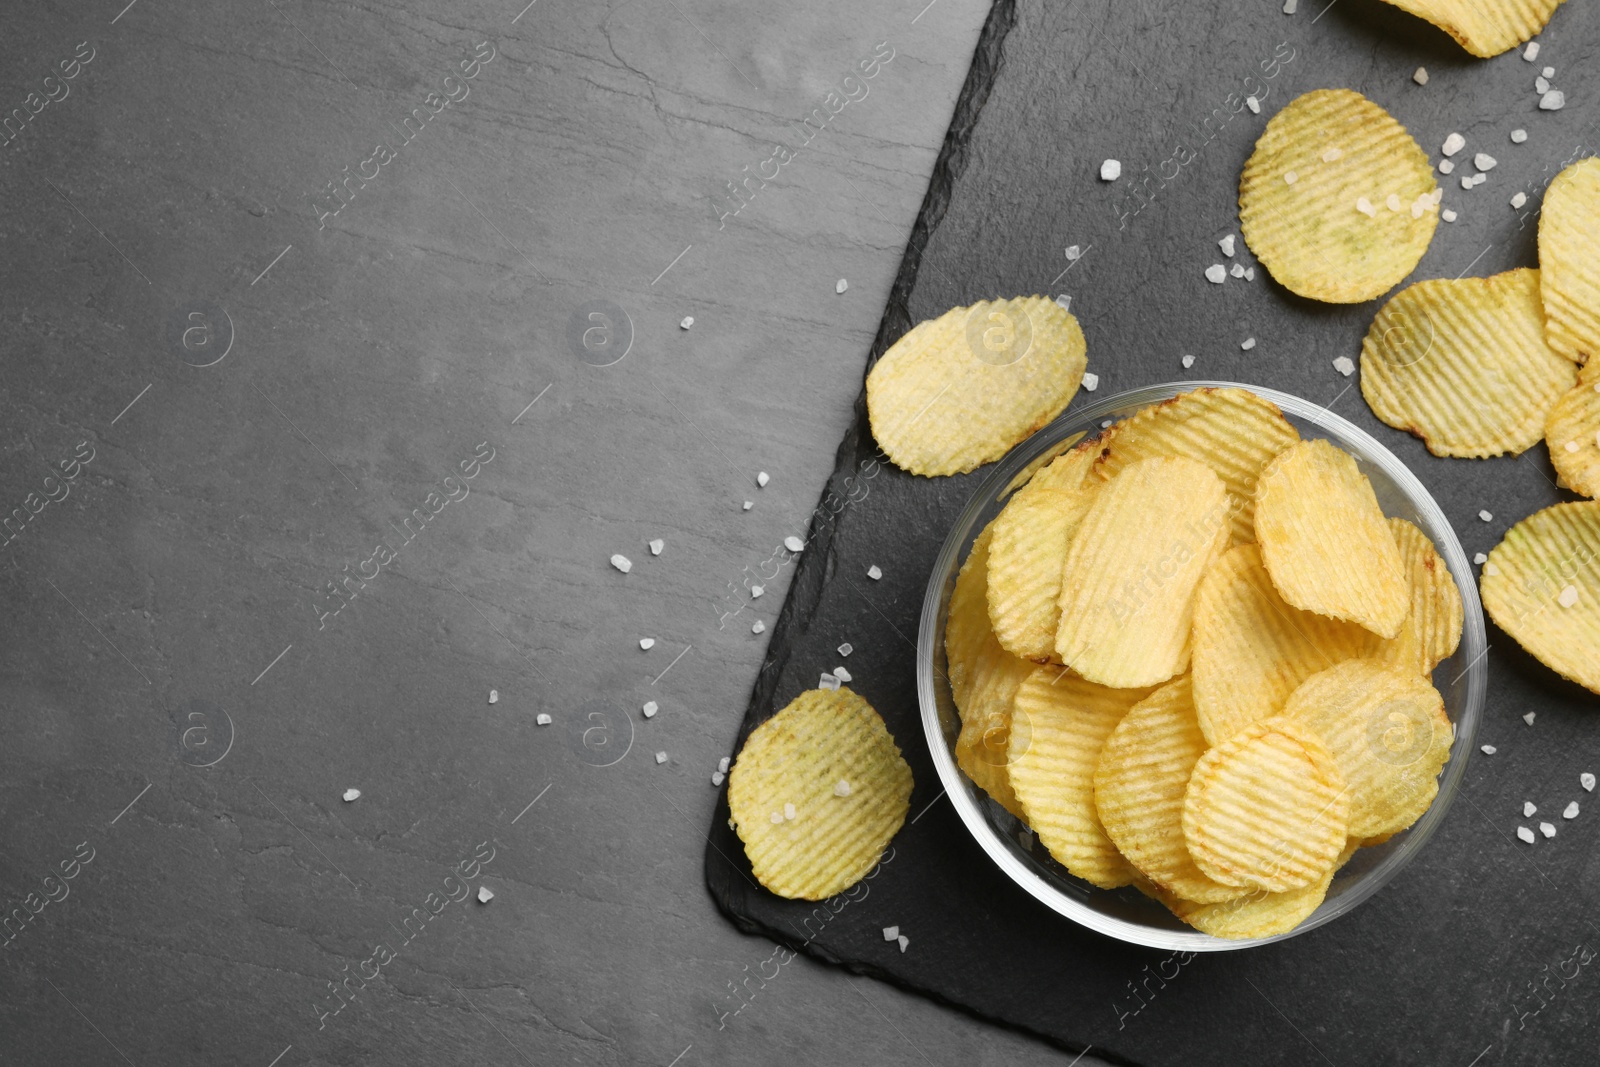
[916,381,1487,951]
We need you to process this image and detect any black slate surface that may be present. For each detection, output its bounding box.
[706,2,1600,1064]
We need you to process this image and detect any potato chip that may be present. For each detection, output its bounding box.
[867,297,1088,476]
[1006,668,1154,888]
[1373,518,1464,676]
[728,687,913,900]
[1171,870,1333,939]
[1027,433,1111,492]
[1360,269,1578,457]
[1540,159,1600,365]
[1183,716,1349,893]
[1000,430,1089,499]
[1092,387,1300,544]
[1056,457,1231,687]
[1094,676,1250,903]
[953,639,1034,819]
[1481,501,1600,695]
[1254,438,1410,639]
[944,525,996,711]
[1546,362,1600,499]
[988,485,1098,661]
[1378,0,1566,58]
[1280,658,1452,839]
[1239,89,1437,304]
[1192,543,1376,746]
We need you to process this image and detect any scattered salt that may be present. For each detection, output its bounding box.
[1542,66,1555,78]
[1322,147,1343,163]
[1475,152,1497,171]
[1230,263,1246,278]
[867,565,882,580]
[478,885,495,903]
[1245,267,1255,281]
[1479,510,1493,522]
[883,926,899,941]
[680,316,694,330]
[1541,822,1557,839]
[750,584,764,598]
[1485,562,1500,576]
[1565,440,1579,452]
[836,278,848,294]
[770,811,784,824]
[751,620,765,634]
[1206,264,1227,284]
[650,538,664,555]
[1512,192,1528,209]
[898,935,909,952]
[1246,95,1260,113]
[1559,585,1579,608]
[488,689,499,704]
[757,471,770,487]
[838,642,853,656]
[1332,356,1354,376]
[785,536,805,552]
[343,788,361,802]
[743,500,753,510]
[639,637,655,650]
[1357,197,1377,217]
[1442,132,1466,156]
[1525,801,1538,817]
[1442,208,1458,223]
[784,802,796,820]
[1540,90,1566,111]
[536,713,552,725]
[819,672,840,689]
[1460,176,1474,190]
[611,554,633,573]
[1518,826,1536,844]
[1181,354,1196,369]
[1065,244,1081,261]
[1481,745,1497,755]
[1536,76,1550,94]
[1413,67,1428,86]
[1100,159,1122,181]
[1082,372,1100,391]
[1439,160,1455,175]
[655,751,668,764]
[642,700,658,718]
[1583,773,1595,792]
[1511,129,1528,144]
[1241,337,1257,351]
[1524,42,1540,61]
[1282,0,1296,10]
[834,666,853,683]
[1524,711,1536,726]
[1564,801,1580,819]
[1219,234,1236,256]
[1474,553,1488,565]
[711,771,725,786]
[834,780,852,797]
[1284,170,1299,185]
[718,757,729,773]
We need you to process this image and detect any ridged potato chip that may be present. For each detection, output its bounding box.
[1057,456,1231,687]
[988,485,1099,661]
[867,297,1088,476]
[728,687,912,900]
[1481,501,1600,695]
[1007,668,1151,888]
[1192,543,1376,746]
[1183,716,1349,893]
[944,525,996,711]
[1094,676,1249,904]
[1541,159,1600,365]
[1378,0,1566,58]
[1360,269,1578,457]
[1280,658,1452,839]
[1254,438,1410,639]
[1546,362,1600,499]
[1169,870,1333,940]
[1373,518,1464,676]
[1239,89,1438,304]
[1000,430,1090,498]
[1092,387,1300,544]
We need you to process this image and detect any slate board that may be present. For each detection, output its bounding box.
[706,2,1600,1064]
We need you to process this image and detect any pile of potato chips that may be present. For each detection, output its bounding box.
[945,388,1463,938]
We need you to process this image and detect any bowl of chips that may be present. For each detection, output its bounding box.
[917,381,1487,949]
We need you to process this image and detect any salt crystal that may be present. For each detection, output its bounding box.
[1230,263,1246,278]
[655,751,668,764]
[1540,90,1566,111]
[743,500,753,511]
[680,316,694,330]
[639,637,655,650]
[711,771,724,786]
[1413,67,1429,86]
[770,811,783,824]
[1055,294,1072,310]
[883,926,899,941]
[1564,801,1579,819]
[649,538,664,555]
[757,471,770,487]
[1357,197,1377,217]
[642,700,658,718]
[784,536,805,552]
[1475,173,1489,187]
[1524,711,1536,726]
[1486,562,1500,576]
[750,584,764,598]
[1536,76,1550,94]
[536,713,552,725]
[1442,132,1465,156]
[488,689,499,704]
[1479,510,1493,522]
[1065,244,1081,261]
[819,672,839,689]
[834,666,853,683]
[1559,585,1579,607]
[1246,95,1260,113]
[1082,372,1100,391]
[834,780,851,797]
[1518,826,1536,844]
[784,802,796,820]
[1241,337,1257,351]
[1511,129,1528,144]
[836,278,848,294]
[867,565,882,580]
[1583,773,1595,792]
[1474,553,1488,565]
[1206,264,1227,284]
[1101,420,1113,429]
[1322,147,1343,163]
[1475,153,1497,171]
[477,885,494,903]
[1181,354,1196,369]
[1284,170,1299,185]
[751,620,765,634]
[1442,208,1458,223]
[1100,159,1122,181]
[1565,440,1579,452]
[1245,267,1255,281]
[1283,0,1297,10]
[1512,192,1528,208]
[1481,745,1497,755]
[611,554,633,573]
[1333,356,1355,376]
[898,935,909,952]
[1460,176,1474,190]
[343,788,361,802]
[1543,66,1555,78]
[1219,234,1236,256]
[1541,822,1557,839]
[718,757,729,773]
[1525,801,1538,817]
[838,643,853,656]
[1524,41,1540,61]
[1439,160,1455,175]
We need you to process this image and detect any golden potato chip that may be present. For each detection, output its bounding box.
[1373,518,1464,676]
[1254,438,1410,639]
[1378,0,1566,58]
[1027,433,1110,492]
[1092,387,1300,544]
[1056,457,1230,687]
[1541,159,1600,365]
[1192,543,1376,746]
[1239,89,1438,304]
[953,639,1034,819]
[1360,269,1578,457]
[944,525,996,711]
[1481,501,1600,695]
[867,298,1088,476]
[1007,667,1150,888]
[1000,430,1089,498]
[1094,676,1249,904]
[1169,871,1333,940]
[1280,658,1452,839]
[1546,362,1600,499]
[988,485,1098,661]
[1183,716,1349,893]
[728,687,912,900]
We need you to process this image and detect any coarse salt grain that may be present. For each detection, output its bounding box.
[711,771,724,786]
[343,788,361,802]
[650,538,664,555]
[1475,152,1497,171]
[1220,234,1236,256]
[1082,372,1100,391]
[784,803,796,820]
[834,780,851,797]
[883,926,899,941]
[1536,76,1550,94]
[536,713,552,725]
[719,757,729,773]
[1565,801,1580,819]
[1357,197,1377,217]
[1442,208,1457,223]
[1541,822,1557,838]
[1541,90,1566,111]
[1474,553,1488,565]
[655,751,668,764]
[1524,712,1536,726]
[1559,585,1579,607]
[1245,267,1255,281]
[1246,95,1260,113]
[1206,264,1227,284]
[488,689,499,704]
[770,811,784,824]
[1284,170,1299,185]
[898,935,909,952]
[750,584,764,598]
[680,316,694,330]
[1583,773,1596,792]
[1229,263,1246,278]
[1442,132,1466,156]
[1525,801,1538,817]
[1241,337,1257,351]
[757,471,770,487]
[639,638,655,650]
[1333,356,1354,376]
[1485,562,1500,576]
[1518,826,1536,843]
[867,565,882,580]
[838,642,853,656]
[1524,42,1540,61]
[785,536,805,552]
[1479,510,1493,521]
[1055,294,1072,311]
[1512,129,1528,143]
[1512,192,1528,208]
[836,278,848,294]
[1439,160,1455,175]
[743,500,753,511]
[1481,745,1497,755]
[1474,173,1488,187]
[1322,147,1343,163]
[1460,176,1475,190]
[1413,67,1428,86]
[1543,66,1555,78]
[1065,244,1081,260]
[1100,159,1121,181]
[819,672,839,689]
[834,666,853,683]
[643,701,658,718]
[1182,355,1196,369]
[478,886,495,903]
[1283,0,1296,10]
[752,620,765,634]
[611,554,632,573]
[1566,440,1580,452]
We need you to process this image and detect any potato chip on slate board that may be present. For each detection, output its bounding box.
[706,0,1600,1063]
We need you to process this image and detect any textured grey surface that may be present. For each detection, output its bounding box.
[0,0,1103,1064]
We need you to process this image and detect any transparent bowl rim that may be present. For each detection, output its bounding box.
[915,380,1488,952]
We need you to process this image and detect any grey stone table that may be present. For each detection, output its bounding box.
[0,0,1106,1064]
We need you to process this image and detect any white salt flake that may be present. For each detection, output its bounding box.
[1245,267,1255,281]
[1100,159,1122,181]
[1460,176,1475,190]
[751,620,765,634]
[838,642,853,656]
[784,536,805,552]
[1284,169,1299,185]
[1525,801,1538,817]
[1333,356,1355,376]
[1524,41,1540,61]
[1474,552,1488,565]
[649,538,664,555]
[1322,147,1343,163]
[1241,337,1257,351]
[1479,510,1493,522]
[1082,372,1100,391]
[477,885,494,903]
[711,771,725,786]
[1511,129,1528,144]
[1442,208,1458,223]
[1181,354,1196,369]
[883,925,899,941]
[834,779,851,797]
[1524,711,1536,726]
[1246,95,1260,114]
[1413,67,1429,86]
[1230,263,1246,278]
[1583,773,1596,792]
[655,751,668,764]
[1065,244,1081,261]
[611,554,633,573]
[1486,561,1501,576]
[1481,744,1497,755]
[1357,197,1378,217]
[488,689,499,704]
[1411,199,1425,219]
[536,713,552,726]
[639,637,655,650]
[834,666,853,683]
[1565,801,1580,819]
[898,935,909,952]
[1055,294,1072,311]
[1442,132,1466,156]
[1540,90,1566,111]
[1474,173,1488,187]
[718,757,730,773]
[756,471,770,487]
[742,500,753,511]
[1101,420,1114,429]
[770,811,784,824]
[1559,585,1579,607]
[1512,192,1528,208]
[867,565,882,580]
[784,802,796,820]
[680,316,694,330]
[1535,76,1550,94]
[343,788,361,802]
[1206,264,1227,284]
[1565,440,1580,453]
[750,584,765,598]
[1283,0,1297,10]
[1518,826,1536,844]
[1439,160,1455,175]
[836,278,848,294]
[1219,234,1236,256]
[819,672,840,689]
[1476,153,1497,171]
[1541,821,1557,838]
[1543,65,1555,78]
[642,700,658,718]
